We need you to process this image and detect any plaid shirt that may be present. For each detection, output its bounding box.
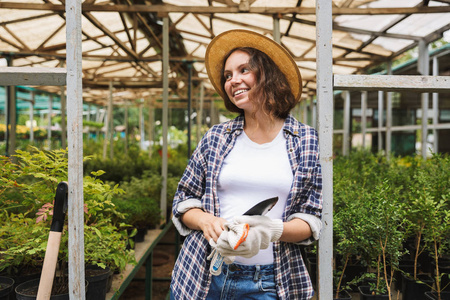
[171,114,323,300]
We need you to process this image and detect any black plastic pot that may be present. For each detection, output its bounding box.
[15,278,88,300]
[334,289,352,300]
[424,291,450,300]
[394,259,417,291]
[134,228,147,243]
[85,265,111,300]
[0,276,14,300]
[401,273,433,300]
[358,286,390,300]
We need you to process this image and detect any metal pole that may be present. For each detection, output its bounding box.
[361,91,367,149]
[432,56,439,153]
[302,97,308,125]
[312,99,317,129]
[273,15,280,43]
[160,15,169,223]
[343,91,350,156]
[378,91,383,152]
[187,63,192,158]
[148,99,154,157]
[386,62,392,160]
[47,95,52,149]
[4,56,11,156]
[109,84,114,159]
[418,40,429,160]
[30,91,35,143]
[60,61,66,149]
[316,0,333,298]
[197,81,204,144]
[139,102,144,150]
[124,102,128,155]
[9,85,16,157]
[66,0,85,297]
[61,87,67,149]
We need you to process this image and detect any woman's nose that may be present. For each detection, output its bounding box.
[230,74,242,84]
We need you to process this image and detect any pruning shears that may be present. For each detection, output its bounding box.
[37,182,68,300]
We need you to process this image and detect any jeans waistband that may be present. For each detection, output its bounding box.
[224,263,274,280]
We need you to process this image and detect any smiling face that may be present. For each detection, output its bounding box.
[223,50,257,113]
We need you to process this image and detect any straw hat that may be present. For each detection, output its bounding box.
[205,29,302,102]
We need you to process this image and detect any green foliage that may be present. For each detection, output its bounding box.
[0,147,135,275]
[333,151,450,298]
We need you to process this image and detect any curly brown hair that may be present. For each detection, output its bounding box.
[220,47,297,119]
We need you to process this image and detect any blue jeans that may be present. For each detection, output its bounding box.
[170,263,278,300]
[207,263,278,300]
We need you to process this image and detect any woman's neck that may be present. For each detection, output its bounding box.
[243,112,285,144]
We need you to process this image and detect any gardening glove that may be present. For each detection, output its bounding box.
[216,215,283,258]
[207,239,235,276]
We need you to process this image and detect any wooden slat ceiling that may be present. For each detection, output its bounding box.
[0,0,449,106]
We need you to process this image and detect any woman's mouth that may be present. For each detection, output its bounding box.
[233,89,249,97]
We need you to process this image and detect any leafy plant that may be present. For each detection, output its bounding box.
[0,147,136,277]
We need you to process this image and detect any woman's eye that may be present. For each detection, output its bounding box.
[242,68,249,73]
[224,74,232,80]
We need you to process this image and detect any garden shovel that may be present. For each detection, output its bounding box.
[37,181,68,300]
[209,196,278,275]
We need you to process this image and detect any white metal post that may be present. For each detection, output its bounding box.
[343,91,350,156]
[432,56,439,153]
[378,91,383,152]
[9,86,16,156]
[160,16,169,223]
[66,0,85,297]
[124,102,129,155]
[419,40,429,159]
[273,15,280,43]
[47,95,52,149]
[30,92,34,143]
[386,62,392,160]
[197,82,205,144]
[61,87,66,149]
[361,91,367,149]
[312,99,317,129]
[139,102,144,150]
[148,99,154,157]
[316,0,333,298]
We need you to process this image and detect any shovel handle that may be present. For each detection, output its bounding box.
[37,231,62,300]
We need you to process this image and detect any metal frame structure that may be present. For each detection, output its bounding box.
[1,1,450,299]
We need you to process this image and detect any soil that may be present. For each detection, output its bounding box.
[118,225,177,300]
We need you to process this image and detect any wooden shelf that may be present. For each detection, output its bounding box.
[106,221,172,300]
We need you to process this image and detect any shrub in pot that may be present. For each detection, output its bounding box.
[0,148,136,299]
[356,180,408,300]
[334,179,368,296]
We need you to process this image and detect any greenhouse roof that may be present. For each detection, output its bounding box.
[1,0,449,106]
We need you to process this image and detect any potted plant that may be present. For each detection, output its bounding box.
[334,178,368,297]
[356,180,407,300]
[401,165,438,299]
[0,148,136,299]
[422,190,450,300]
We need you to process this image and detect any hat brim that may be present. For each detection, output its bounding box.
[205,29,302,102]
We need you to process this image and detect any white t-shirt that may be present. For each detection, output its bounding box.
[217,128,293,265]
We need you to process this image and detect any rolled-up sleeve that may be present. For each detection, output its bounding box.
[172,141,207,233]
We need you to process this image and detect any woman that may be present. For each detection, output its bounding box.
[170,29,323,300]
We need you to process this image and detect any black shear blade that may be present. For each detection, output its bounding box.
[243,197,278,216]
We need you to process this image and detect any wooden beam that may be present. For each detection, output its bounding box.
[1,3,450,15]
[0,66,66,85]
[334,74,450,93]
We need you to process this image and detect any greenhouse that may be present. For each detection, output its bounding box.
[1,0,450,300]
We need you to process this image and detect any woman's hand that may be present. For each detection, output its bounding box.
[181,208,227,243]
